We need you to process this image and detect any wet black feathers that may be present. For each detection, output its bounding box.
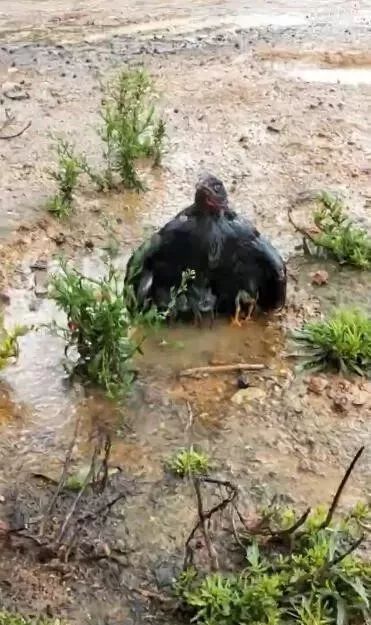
[211,218,286,313]
[125,210,225,309]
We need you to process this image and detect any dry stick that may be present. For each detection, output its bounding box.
[179,363,265,377]
[184,477,238,570]
[39,415,81,537]
[330,535,364,567]
[231,509,247,551]
[64,490,129,561]
[55,443,99,549]
[193,478,219,571]
[272,507,311,537]
[287,202,318,244]
[95,434,112,494]
[77,491,128,525]
[320,446,364,530]
[186,401,194,432]
[0,120,31,140]
[233,504,273,537]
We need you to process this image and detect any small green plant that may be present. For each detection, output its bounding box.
[45,69,165,205]
[293,308,371,376]
[47,138,81,218]
[48,260,163,398]
[308,191,371,269]
[167,446,210,478]
[0,316,27,368]
[99,68,166,190]
[176,502,371,625]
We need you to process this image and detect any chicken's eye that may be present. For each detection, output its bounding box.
[213,183,222,193]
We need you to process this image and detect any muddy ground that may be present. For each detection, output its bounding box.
[0,0,370,623]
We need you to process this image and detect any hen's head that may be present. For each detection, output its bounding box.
[194,174,228,214]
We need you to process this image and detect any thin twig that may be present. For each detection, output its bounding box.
[320,447,364,530]
[287,201,317,243]
[95,434,112,494]
[233,504,272,536]
[129,586,174,604]
[193,478,219,571]
[77,491,128,525]
[64,491,129,561]
[231,509,247,551]
[40,415,81,536]
[184,477,238,570]
[271,507,311,537]
[329,536,364,567]
[293,535,365,591]
[55,443,99,548]
[186,401,194,432]
[0,120,31,140]
[179,363,265,377]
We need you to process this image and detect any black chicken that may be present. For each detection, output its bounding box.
[174,176,286,325]
[124,175,229,320]
[210,216,287,326]
[125,173,286,326]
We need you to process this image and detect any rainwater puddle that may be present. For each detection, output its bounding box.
[278,63,371,85]
[0,253,285,482]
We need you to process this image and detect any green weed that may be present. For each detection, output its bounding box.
[45,69,166,208]
[292,308,371,376]
[99,68,166,190]
[0,315,27,368]
[48,260,162,399]
[176,503,371,625]
[307,191,371,269]
[47,138,81,218]
[167,446,210,478]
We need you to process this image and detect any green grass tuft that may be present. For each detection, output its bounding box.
[167,446,210,478]
[293,308,371,376]
[308,191,371,269]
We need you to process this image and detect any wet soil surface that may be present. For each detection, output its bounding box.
[0,0,370,622]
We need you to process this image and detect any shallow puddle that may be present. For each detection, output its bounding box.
[283,64,371,85]
[0,253,285,481]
